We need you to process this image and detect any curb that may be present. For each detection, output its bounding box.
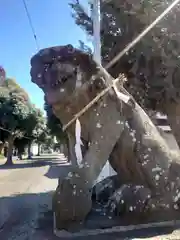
[53,213,179,238]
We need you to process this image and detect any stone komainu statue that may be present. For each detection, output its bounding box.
[31,45,180,230]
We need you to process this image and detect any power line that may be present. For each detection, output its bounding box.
[22,0,40,51]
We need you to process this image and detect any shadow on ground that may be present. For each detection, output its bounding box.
[0,191,55,239]
[0,159,68,170]
[0,191,176,240]
[44,164,72,180]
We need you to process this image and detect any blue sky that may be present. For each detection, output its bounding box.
[0,0,89,110]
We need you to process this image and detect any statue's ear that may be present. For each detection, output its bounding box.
[66,44,75,54]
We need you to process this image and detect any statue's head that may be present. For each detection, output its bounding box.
[30,44,98,105]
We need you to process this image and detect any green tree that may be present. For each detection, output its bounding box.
[70,0,180,146]
[0,78,44,164]
[36,128,48,156]
[44,98,67,143]
[70,0,180,111]
[13,107,45,159]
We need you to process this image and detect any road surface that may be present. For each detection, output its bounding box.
[1,154,180,239]
[0,154,67,240]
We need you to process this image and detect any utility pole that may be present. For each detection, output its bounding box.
[91,0,101,65]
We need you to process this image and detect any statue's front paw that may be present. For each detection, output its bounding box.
[53,171,92,230]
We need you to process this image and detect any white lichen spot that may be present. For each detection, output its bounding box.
[101,136,104,139]
[96,113,99,116]
[152,167,162,172]
[79,163,84,169]
[95,141,98,145]
[125,121,129,127]
[75,173,80,178]
[116,120,121,125]
[73,190,76,195]
[110,202,116,211]
[85,162,90,168]
[129,206,133,212]
[135,186,143,190]
[103,103,107,107]
[174,204,179,210]
[174,192,180,202]
[132,138,136,142]
[58,201,61,204]
[143,154,149,159]
[155,174,160,181]
[121,199,124,204]
[68,172,73,178]
[148,148,152,152]
[96,122,102,128]
[37,73,42,78]
[147,195,151,199]
[60,88,65,93]
[142,161,148,166]
[130,132,135,137]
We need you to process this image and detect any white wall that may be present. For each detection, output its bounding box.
[31,144,38,156]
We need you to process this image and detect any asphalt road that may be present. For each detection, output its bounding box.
[0,154,67,240]
[0,154,180,240]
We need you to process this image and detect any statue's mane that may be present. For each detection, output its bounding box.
[31,45,98,84]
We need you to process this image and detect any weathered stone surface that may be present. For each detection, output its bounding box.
[107,184,151,215]
[31,45,180,228]
[52,169,92,230]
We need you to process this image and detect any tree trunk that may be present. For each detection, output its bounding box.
[0,142,4,154]
[37,144,41,156]
[18,152,23,160]
[5,134,15,165]
[28,142,32,159]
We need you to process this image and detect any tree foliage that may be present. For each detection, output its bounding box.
[70,0,180,113]
[44,98,67,143]
[0,78,46,163]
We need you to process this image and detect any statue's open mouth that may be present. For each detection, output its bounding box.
[30,45,80,92]
[31,60,77,90]
[30,45,96,105]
